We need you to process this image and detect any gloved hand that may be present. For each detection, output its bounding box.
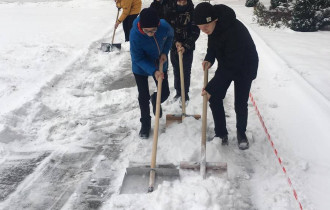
[201,88,211,100]
[115,20,120,29]
[159,53,167,64]
[175,42,185,54]
[202,61,211,71]
[154,70,164,81]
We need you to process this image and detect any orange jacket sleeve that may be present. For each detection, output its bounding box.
[118,0,141,22]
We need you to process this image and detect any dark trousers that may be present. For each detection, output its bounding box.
[133,73,170,124]
[209,73,252,137]
[123,14,138,42]
[170,50,193,96]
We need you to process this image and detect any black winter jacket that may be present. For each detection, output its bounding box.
[151,0,199,51]
[150,0,176,23]
[205,5,258,94]
[167,0,200,51]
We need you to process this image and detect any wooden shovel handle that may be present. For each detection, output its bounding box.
[201,67,208,179]
[178,51,186,118]
[149,61,164,192]
[111,8,120,45]
[202,67,208,146]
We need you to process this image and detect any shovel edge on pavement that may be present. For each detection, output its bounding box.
[180,161,227,171]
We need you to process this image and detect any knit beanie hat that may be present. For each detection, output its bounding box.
[194,2,216,25]
[140,7,160,28]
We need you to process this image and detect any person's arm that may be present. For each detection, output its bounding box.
[131,40,157,76]
[203,38,218,97]
[118,0,133,23]
[115,0,121,8]
[204,45,216,66]
[182,12,200,50]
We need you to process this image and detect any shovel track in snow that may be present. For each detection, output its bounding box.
[0,40,134,209]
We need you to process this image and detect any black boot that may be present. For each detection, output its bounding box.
[208,134,228,145]
[221,135,228,145]
[237,131,249,150]
[139,118,151,139]
[179,93,189,108]
[173,93,180,102]
[185,93,189,102]
[151,94,162,118]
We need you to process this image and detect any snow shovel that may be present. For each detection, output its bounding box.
[120,61,180,194]
[180,66,227,179]
[166,51,201,127]
[101,8,121,52]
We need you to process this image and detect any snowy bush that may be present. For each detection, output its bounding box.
[246,0,259,7]
[291,0,330,31]
[254,0,330,31]
[316,1,330,30]
[253,2,292,28]
[270,0,288,9]
[291,0,319,31]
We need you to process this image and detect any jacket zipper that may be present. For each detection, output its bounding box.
[153,35,161,56]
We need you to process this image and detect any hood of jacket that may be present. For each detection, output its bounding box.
[212,4,236,34]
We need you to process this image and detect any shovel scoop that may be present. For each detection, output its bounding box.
[101,8,121,52]
[166,51,201,126]
[120,163,179,194]
[101,43,121,52]
[120,61,180,194]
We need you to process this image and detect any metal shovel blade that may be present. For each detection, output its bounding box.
[120,164,179,194]
[101,43,121,52]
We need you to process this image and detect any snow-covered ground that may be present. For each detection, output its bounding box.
[0,0,329,209]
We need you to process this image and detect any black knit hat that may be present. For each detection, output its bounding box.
[140,7,160,28]
[194,2,216,25]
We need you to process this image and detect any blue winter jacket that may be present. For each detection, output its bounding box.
[130,16,174,76]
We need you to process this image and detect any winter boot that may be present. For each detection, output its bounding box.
[179,94,189,108]
[185,94,189,102]
[151,94,162,118]
[237,131,249,150]
[221,135,228,145]
[139,118,151,139]
[173,93,180,102]
[208,134,228,145]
